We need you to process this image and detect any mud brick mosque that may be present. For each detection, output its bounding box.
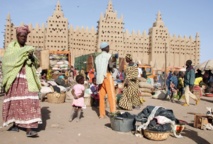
[3,0,200,68]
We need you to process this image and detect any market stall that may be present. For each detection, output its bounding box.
[195,59,213,97]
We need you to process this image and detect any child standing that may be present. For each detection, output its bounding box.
[69,75,85,122]
[90,77,99,107]
[169,71,178,102]
[178,72,185,100]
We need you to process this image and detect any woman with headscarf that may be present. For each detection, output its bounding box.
[2,25,42,137]
[118,54,142,110]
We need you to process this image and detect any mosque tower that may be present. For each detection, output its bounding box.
[4,14,15,49]
[45,0,68,50]
[96,0,124,56]
[148,11,170,69]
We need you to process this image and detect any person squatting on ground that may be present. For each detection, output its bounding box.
[69,75,85,122]
[95,42,116,118]
[2,25,42,137]
[193,70,203,97]
[182,60,199,106]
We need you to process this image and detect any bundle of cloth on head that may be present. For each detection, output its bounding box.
[100,42,109,49]
[125,54,133,61]
[16,25,30,35]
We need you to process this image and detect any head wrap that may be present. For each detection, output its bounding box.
[125,54,132,60]
[100,42,109,49]
[16,25,30,35]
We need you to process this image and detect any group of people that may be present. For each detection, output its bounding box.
[165,60,200,106]
[1,25,203,138]
[0,24,149,136]
[70,42,145,121]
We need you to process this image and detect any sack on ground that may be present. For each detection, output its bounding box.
[138,77,147,82]
[139,82,154,89]
[139,88,152,93]
[140,92,152,97]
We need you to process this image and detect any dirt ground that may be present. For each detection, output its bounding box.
[0,95,213,144]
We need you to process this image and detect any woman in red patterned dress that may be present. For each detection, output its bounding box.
[2,25,42,137]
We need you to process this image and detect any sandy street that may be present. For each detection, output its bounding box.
[0,95,213,144]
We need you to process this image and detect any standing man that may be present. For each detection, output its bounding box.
[137,64,142,77]
[182,60,199,106]
[141,67,147,79]
[95,42,116,118]
[112,64,119,85]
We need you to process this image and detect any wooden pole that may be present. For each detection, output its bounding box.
[164,43,167,89]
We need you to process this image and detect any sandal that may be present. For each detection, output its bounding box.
[7,126,19,132]
[26,131,38,137]
[99,116,106,119]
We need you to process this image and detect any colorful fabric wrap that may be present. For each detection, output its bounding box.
[16,25,30,35]
[2,41,41,92]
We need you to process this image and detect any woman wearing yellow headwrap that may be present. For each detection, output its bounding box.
[118,54,142,110]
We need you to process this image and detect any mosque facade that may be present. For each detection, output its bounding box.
[3,0,200,69]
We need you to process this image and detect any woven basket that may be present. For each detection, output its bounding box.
[47,92,66,104]
[143,129,170,141]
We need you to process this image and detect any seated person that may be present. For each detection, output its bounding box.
[41,70,47,81]
[194,70,203,97]
[55,74,69,87]
[205,82,213,93]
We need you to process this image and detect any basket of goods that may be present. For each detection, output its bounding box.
[47,92,66,104]
[205,93,213,97]
[109,112,136,132]
[143,129,170,141]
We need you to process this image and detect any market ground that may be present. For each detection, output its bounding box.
[0,95,213,144]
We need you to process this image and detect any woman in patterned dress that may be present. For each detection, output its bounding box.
[2,25,42,137]
[118,54,142,110]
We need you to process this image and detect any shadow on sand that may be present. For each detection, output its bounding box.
[182,128,211,144]
[104,123,112,129]
[200,97,213,103]
[91,106,110,118]
[37,106,51,132]
[91,106,99,117]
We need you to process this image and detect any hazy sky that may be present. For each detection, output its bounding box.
[0,0,212,63]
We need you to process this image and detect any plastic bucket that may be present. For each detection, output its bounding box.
[110,116,135,132]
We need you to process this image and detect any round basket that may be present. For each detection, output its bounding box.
[205,93,213,97]
[47,92,66,104]
[143,129,170,141]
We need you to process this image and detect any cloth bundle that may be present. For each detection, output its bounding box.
[152,90,167,99]
[136,106,184,138]
[40,80,67,99]
[49,54,69,72]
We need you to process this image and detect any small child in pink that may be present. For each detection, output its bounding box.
[69,75,85,122]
